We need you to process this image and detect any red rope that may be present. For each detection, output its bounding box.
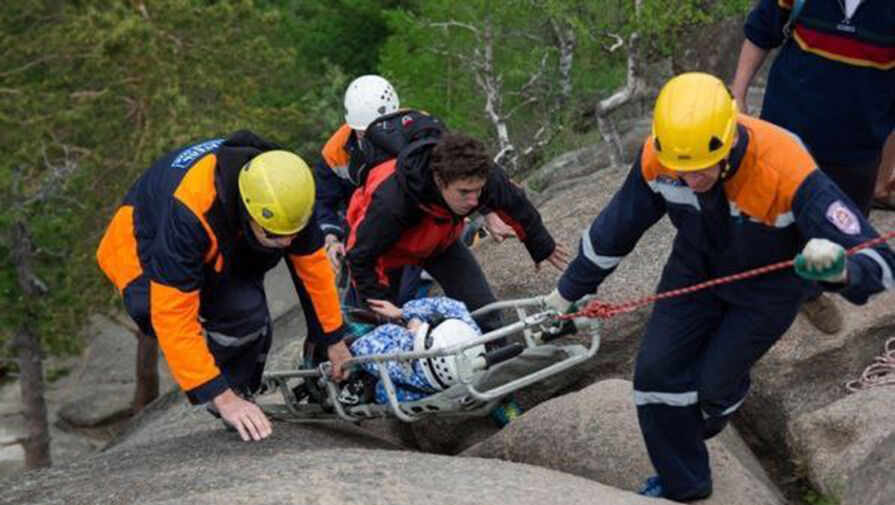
[556,231,895,321]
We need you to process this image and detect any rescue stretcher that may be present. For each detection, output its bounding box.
[260,296,600,423]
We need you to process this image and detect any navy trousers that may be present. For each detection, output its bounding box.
[633,263,801,500]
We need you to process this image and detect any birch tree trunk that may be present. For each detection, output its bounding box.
[594,0,646,170]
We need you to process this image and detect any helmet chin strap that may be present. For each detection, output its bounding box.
[720,130,745,182]
[719,159,732,180]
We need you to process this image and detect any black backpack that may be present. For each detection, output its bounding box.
[347,109,447,186]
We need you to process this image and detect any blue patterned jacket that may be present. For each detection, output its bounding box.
[350,297,480,404]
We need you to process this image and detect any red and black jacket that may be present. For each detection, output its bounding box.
[345,140,555,302]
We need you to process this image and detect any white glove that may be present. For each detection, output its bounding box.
[544,288,573,314]
[795,238,847,283]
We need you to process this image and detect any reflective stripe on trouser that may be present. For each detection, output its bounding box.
[206,325,268,348]
[632,264,800,501]
[205,321,272,397]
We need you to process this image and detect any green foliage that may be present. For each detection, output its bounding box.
[268,0,414,76]
[379,0,751,174]
[45,364,71,384]
[803,489,841,505]
[0,0,345,358]
[636,0,754,57]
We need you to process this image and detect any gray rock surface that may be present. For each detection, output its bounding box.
[463,379,785,505]
[54,313,176,429]
[671,15,748,82]
[789,386,895,499]
[843,431,895,505]
[527,119,651,201]
[0,355,107,477]
[0,448,674,505]
[264,259,300,322]
[2,386,672,505]
[0,386,26,475]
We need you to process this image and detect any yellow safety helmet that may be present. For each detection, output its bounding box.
[652,72,738,172]
[238,150,315,235]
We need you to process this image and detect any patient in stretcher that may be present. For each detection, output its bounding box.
[342,297,486,405]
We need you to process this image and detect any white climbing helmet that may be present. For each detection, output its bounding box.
[413,318,485,391]
[343,75,400,131]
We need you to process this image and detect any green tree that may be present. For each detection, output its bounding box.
[267,0,415,77]
[377,0,753,174]
[378,0,632,173]
[0,0,344,364]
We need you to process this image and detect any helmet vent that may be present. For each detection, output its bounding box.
[708,136,723,152]
[262,208,274,219]
[654,137,662,152]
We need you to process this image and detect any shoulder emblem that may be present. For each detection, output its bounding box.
[825,200,860,235]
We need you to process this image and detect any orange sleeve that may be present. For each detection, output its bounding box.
[150,280,221,391]
[322,124,353,171]
[96,205,143,293]
[288,248,344,333]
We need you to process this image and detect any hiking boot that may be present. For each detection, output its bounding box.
[637,475,712,501]
[801,294,843,334]
[638,475,665,498]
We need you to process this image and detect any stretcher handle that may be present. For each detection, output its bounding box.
[542,318,577,342]
[482,343,525,368]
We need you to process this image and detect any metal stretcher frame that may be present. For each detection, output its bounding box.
[261,296,600,423]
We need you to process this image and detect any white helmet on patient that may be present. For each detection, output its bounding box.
[413,318,485,391]
[344,75,400,131]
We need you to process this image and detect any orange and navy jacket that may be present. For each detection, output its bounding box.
[744,0,894,165]
[96,131,344,404]
[314,124,359,240]
[557,115,894,304]
[345,139,556,303]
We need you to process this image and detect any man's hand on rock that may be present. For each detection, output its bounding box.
[213,389,272,442]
